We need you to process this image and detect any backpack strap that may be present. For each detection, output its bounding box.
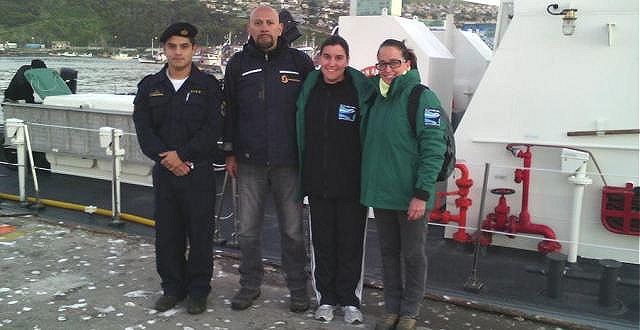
[407,84,428,135]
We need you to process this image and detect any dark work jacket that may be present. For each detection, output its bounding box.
[4,65,35,103]
[133,64,222,165]
[223,37,314,166]
[302,73,361,198]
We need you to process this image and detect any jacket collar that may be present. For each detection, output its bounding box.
[244,36,288,58]
[150,63,207,86]
[375,69,421,98]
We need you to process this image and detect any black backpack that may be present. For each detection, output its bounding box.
[407,84,456,182]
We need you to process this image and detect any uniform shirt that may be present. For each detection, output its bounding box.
[133,64,222,164]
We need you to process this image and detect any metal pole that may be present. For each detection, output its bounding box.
[108,128,124,227]
[226,176,240,248]
[464,162,490,293]
[16,127,27,206]
[212,170,229,246]
[23,125,44,210]
[6,119,28,206]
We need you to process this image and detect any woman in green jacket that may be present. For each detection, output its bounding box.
[361,39,447,330]
[295,35,374,324]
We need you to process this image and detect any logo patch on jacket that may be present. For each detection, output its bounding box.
[280,74,301,84]
[338,104,357,122]
[424,108,441,127]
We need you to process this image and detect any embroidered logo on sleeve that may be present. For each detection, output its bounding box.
[424,108,441,127]
[338,104,357,122]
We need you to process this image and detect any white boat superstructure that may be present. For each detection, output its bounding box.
[339,1,639,264]
[454,0,638,263]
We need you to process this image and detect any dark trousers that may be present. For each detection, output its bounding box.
[374,208,427,317]
[309,196,367,307]
[153,163,215,298]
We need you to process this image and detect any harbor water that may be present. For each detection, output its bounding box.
[0,56,163,97]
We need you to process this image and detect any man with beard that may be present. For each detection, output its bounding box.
[222,6,314,312]
[133,22,222,315]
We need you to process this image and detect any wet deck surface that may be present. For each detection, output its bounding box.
[0,166,638,330]
[0,209,566,330]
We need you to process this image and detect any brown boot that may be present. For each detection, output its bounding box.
[374,313,398,330]
[395,315,417,330]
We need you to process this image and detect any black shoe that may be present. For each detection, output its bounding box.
[187,295,207,314]
[231,287,261,310]
[154,295,184,312]
[289,289,310,313]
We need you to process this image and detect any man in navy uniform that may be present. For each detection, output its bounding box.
[223,6,314,312]
[133,22,222,314]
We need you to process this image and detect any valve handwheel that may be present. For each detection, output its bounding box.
[490,188,516,195]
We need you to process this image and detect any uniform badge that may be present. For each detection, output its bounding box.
[180,29,189,36]
[149,90,164,97]
[189,88,204,95]
[424,108,441,127]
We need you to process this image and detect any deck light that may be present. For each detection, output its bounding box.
[547,4,578,36]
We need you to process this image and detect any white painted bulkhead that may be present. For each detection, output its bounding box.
[339,15,455,117]
[453,0,639,263]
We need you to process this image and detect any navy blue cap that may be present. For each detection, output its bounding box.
[159,22,198,43]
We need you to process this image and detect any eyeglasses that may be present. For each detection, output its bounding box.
[375,59,404,70]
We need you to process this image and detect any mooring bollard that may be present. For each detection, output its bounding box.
[598,259,622,307]
[546,252,567,299]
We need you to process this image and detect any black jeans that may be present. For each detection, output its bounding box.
[374,208,427,317]
[309,196,366,307]
[153,164,215,298]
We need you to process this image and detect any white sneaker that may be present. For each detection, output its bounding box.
[342,305,363,324]
[315,304,335,322]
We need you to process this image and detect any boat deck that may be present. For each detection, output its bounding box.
[0,165,637,330]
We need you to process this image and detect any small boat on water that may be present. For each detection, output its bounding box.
[110,52,132,60]
[138,53,166,64]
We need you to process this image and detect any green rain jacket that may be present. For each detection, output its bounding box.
[295,67,375,200]
[360,69,447,211]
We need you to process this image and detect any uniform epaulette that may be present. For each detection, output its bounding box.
[137,73,159,87]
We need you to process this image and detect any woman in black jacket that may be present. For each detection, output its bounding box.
[295,35,374,324]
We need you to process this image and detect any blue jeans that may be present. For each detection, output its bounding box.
[374,208,427,317]
[236,163,307,292]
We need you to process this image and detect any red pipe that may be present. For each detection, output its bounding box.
[480,145,561,253]
[515,147,532,226]
[430,163,473,243]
